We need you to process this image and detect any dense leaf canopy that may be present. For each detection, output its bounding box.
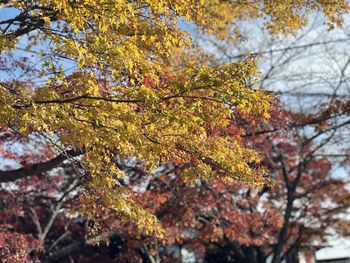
[0,0,349,232]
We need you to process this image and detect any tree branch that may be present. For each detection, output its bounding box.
[0,149,83,183]
[43,231,114,262]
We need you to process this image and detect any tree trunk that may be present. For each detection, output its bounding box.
[271,196,294,263]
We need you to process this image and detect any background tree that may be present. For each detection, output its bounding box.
[194,13,350,261]
[111,102,350,263]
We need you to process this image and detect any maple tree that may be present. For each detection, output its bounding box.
[188,19,350,262]
[108,103,350,263]
[0,0,348,232]
[2,100,350,262]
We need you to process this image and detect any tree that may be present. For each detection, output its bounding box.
[2,100,350,262]
[197,14,350,261]
[0,0,349,245]
[88,101,350,263]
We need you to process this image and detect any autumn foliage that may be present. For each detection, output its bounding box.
[0,99,350,262]
[1,0,350,262]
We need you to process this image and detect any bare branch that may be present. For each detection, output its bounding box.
[0,149,83,183]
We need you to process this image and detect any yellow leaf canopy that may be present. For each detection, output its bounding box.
[0,0,348,233]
